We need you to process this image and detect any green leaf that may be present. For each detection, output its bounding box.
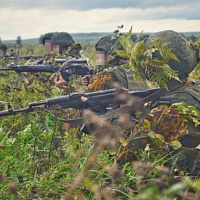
[172,102,185,107]
[154,134,165,146]
[171,140,182,150]
[181,118,188,123]
[142,119,151,129]
[148,132,155,140]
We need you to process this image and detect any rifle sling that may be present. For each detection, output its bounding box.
[57,81,182,125]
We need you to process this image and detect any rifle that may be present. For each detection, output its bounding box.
[0,87,159,123]
[0,58,93,82]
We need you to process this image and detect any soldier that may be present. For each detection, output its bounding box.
[25,32,76,65]
[53,34,151,135]
[55,34,149,92]
[117,30,200,176]
[83,34,150,92]
[68,43,83,59]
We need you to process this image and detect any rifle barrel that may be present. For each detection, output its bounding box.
[0,65,60,73]
[0,107,34,117]
[0,68,15,71]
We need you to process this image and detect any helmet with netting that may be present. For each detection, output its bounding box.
[146,30,198,80]
[51,32,75,52]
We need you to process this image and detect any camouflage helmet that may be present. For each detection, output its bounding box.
[95,34,120,53]
[146,30,198,79]
[41,32,55,45]
[51,32,75,51]
[95,34,126,65]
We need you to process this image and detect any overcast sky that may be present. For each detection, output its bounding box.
[1,0,200,40]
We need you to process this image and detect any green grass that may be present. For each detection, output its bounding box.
[0,44,200,199]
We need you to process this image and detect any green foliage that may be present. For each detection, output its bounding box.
[172,102,200,127]
[115,27,180,89]
[190,62,200,80]
[20,43,45,55]
[189,37,200,81]
[171,140,182,150]
[0,43,200,199]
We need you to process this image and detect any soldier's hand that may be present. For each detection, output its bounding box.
[81,96,88,102]
[81,96,106,115]
[81,75,92,86]
[54,72,69,89]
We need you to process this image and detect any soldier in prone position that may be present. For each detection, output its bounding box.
[54,34,150,134]
[117,30,200,176]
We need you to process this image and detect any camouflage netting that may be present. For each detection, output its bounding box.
[146,30,198,79]
[51,32,75,51]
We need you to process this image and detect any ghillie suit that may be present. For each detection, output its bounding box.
[118,30,200,176]
[88,34,149,91]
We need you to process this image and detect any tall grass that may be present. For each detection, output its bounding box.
[0,43,200,199]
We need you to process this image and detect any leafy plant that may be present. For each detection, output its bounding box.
[172,102,200,127]
[115,27,180,89]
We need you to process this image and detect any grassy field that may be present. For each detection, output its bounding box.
[0,38,200,199]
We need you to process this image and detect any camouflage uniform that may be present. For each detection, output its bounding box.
[118,30,200,176]
[88,34,149,92]
[88,67,149,91]
[81,34,149,134]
